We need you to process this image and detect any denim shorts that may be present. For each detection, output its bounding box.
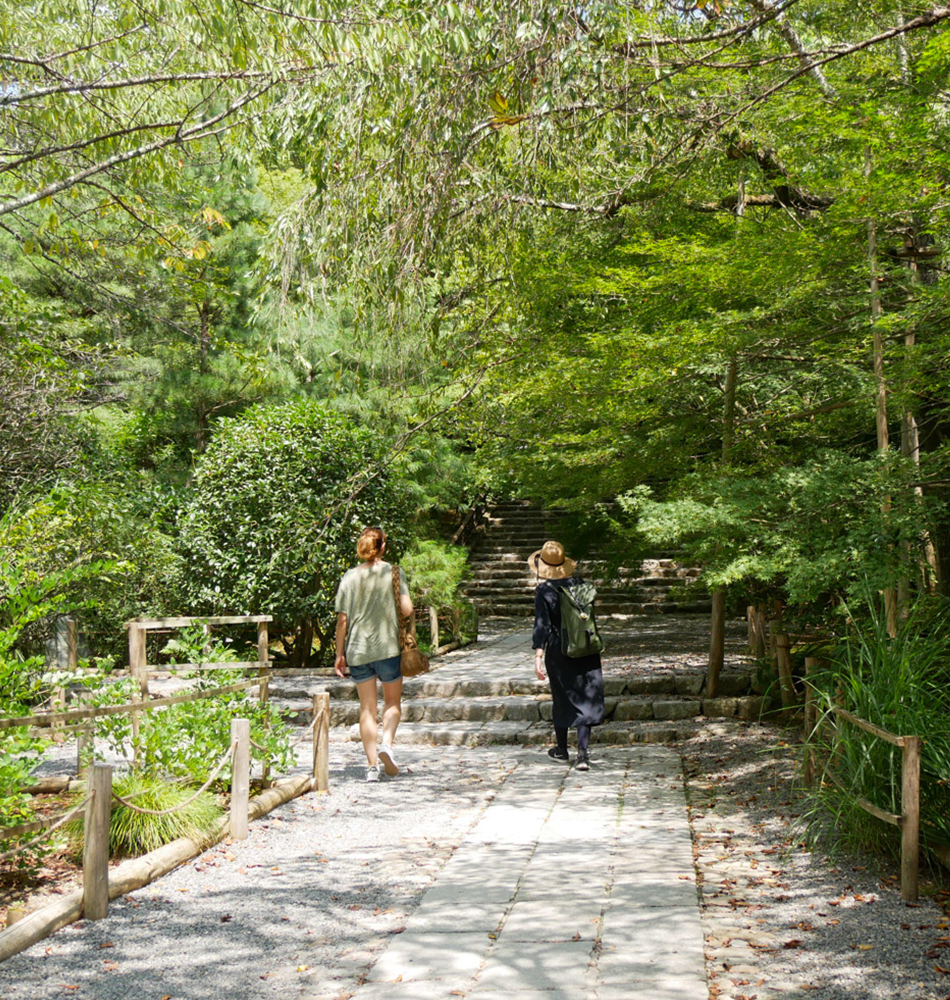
[349,653,402,684]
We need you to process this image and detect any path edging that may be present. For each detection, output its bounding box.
[0,773,314,963]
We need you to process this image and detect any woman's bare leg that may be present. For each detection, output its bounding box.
[380,677,403,747]
[356,677,379,766]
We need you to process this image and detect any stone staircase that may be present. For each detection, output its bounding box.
[268,618,766,748]
[463,501,710,617]
[271,671,763,747]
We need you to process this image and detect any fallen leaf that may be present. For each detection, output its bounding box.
[99,941,114,949]
[295,964,310,972]
[855,944,874,951]
[103,960,119,970]
[935,965,950,975]
[783,940,803,949]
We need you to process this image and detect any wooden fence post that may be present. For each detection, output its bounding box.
[76,691,94,778]
[257,621,270,706]
[312,693,330,793]
[230,718,250,841]
[128,623,148,768]
[775,633,796,710]
[802,656,819,786]
[707,590,726,698]
[50,617,79,746]
[428,607,440,652]
[83,764,112,920]
[256,621,271,788]
[901,735,921,902]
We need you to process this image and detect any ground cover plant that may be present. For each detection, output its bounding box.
[803,597,950,859]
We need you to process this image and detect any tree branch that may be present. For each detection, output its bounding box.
[0,83,276,217]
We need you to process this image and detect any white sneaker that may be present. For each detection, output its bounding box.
[366,765,379,782]
[379,744,398,777]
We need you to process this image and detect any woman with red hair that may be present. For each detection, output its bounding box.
[334,526,413,782]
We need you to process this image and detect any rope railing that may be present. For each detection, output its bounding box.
[110,741,237,816]
[0,794,92,864]
[289,715,318,746]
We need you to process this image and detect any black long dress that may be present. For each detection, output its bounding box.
[533,577,605,728]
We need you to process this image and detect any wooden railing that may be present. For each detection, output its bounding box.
[805,689,921,902]
[125,615,272,767]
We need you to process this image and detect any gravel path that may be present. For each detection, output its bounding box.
[3,619,948,1000]
[682,720,950,1000]
[4,744,518,1000]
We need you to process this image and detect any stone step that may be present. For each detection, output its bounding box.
[271,674,758,731]
[464,580,684,596]
[278,692,770,744]
[467,501,707,618]
[270,669,752,703]
[468,565,694,583]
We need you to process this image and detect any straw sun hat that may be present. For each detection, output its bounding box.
[527,540,577,581]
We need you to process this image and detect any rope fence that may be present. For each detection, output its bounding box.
[110,742,237,816]
[4,612,334,927]
[0,795,92,865]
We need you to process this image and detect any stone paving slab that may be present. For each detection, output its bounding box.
[477,938,594,990]
[345,746,707,999]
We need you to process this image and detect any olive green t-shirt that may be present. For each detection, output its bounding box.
[334,561,409,667]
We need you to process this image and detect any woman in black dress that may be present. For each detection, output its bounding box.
[530,540,605,771]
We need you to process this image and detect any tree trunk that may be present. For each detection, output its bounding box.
[708,356,738,697]
[867,210,899,635]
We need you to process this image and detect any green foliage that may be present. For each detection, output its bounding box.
[0,728,47,861]
[160,625,243,666]
[67,774,221,858]
[134,694,293,786]
[804,597,950,856]
[621,451,937,609]
[0,481,182,662]
[400,540,470,609]
[401,539,476,649]
[0,276,112,508]
[177,398,408,666]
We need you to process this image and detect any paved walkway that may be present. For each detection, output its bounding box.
[349,746,703,1000]
[332,621,711,997]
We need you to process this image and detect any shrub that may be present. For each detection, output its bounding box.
[0,480,182,663]
[401,539,470,609]
[401,539,476,649]
[177,399,408,666]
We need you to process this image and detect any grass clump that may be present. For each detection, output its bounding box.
[803,597,950,859]
[70,774,222,858]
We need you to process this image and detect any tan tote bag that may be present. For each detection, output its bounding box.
[392,565,430,677]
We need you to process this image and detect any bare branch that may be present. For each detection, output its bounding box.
[0,83,276,217]
[5,70,272,105]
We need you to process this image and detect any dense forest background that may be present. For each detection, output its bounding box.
[4,0,950,675]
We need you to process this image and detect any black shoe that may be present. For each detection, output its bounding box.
[575,750,590,771]
[547,746,569,763]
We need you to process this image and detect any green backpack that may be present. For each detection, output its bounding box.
[559,580,605,658]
